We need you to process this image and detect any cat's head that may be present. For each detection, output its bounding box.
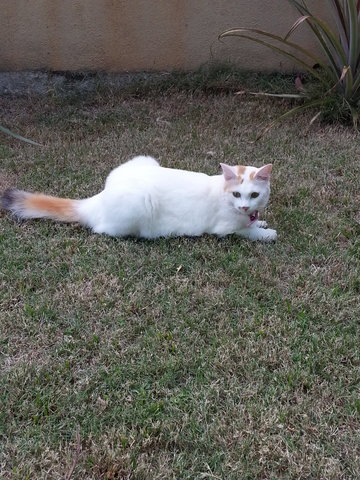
[220,163,272,216]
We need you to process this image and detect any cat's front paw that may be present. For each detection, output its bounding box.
[261,228,277,242]
[238,226,277,242]
[256,220,268,229]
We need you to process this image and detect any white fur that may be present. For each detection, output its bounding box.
[76,156,277,241]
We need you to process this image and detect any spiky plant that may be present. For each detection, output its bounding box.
[219,0,360,136]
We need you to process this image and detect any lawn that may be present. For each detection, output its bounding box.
[1,71,359,480]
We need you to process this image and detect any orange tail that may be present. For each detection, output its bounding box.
[1,189,80,223]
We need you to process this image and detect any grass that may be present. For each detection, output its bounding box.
[1,70,360,479]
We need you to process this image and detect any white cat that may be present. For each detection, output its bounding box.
[1,156,277,242]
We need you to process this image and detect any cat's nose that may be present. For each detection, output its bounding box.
[242,206,249,212]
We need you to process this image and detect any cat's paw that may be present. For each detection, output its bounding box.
[256,220,268,229]
[239,226,277,242]
[261,228,277,242]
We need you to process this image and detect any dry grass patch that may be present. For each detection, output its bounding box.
[1,74,359,479]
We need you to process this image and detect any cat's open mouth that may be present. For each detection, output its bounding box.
[249,211,258,222]
[247,210,259,226]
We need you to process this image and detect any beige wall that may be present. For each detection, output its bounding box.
[1,0,326,72]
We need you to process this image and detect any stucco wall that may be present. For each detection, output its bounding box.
[1,0,326,72]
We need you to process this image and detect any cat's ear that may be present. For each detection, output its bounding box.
[255,164,272,181]
[220,163,237,181]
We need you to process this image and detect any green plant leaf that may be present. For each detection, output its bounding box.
[284,15,311,41]
[219,0,360,129]
[351,71,360,98]
[0,125,42,146]
[329,0,350,52]
[247,92,304,99]
[219,28,329,82]
[309,111,322,125]
[220,27,323,65]
[253,99,325,142]
[347,0,360,71]
[288,1,348,78]
[348,103,359,128]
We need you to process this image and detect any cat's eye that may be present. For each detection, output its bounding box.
[251,192,260,199]
[232,191,241,198]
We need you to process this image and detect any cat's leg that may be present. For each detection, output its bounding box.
[92,224,120,237]
[92,221,141,238]
[237,226,277,242]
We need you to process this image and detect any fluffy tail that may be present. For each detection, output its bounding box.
[1,188,80,223]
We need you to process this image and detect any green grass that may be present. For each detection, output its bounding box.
[1,71,359,479]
